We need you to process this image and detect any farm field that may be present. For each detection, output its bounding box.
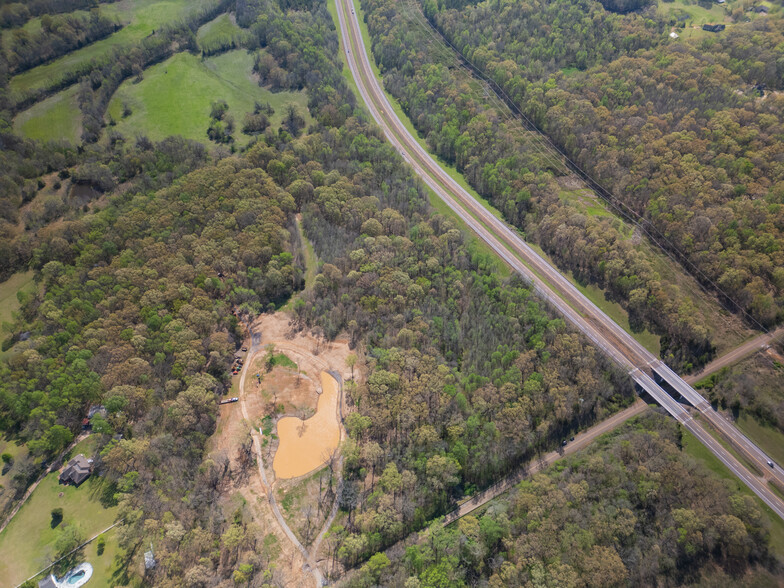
[106,50,311,146]
[0,437,118,586]
[8,0,214,96]
[13,85,82,144]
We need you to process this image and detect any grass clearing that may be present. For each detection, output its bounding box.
[197,12,240,46]
[682,429,784,561]
[0,438,118,586]
[0,270,36,329]
[737,413,784,466]
[297,217,319,291]
[567,270,661,356]
[0,269,38,361]
[0,436,29,514]
[658,0,732,26]
[9,0,215,96]
[559,188,623,225]
[108,50,312,145]
[107,51,311,146]
[13,85,82,144]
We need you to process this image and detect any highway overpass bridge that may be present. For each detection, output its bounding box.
[335,0,784,521]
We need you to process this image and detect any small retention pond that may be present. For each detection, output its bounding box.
[272,371,340,479]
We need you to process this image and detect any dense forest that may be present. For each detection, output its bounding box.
[0,2,633,581]
[422,0,784,330]
[0,0,783,585]
[362,0,719,369]
[345,413,782,587]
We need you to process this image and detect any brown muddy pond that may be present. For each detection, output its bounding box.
[272,371,340,479]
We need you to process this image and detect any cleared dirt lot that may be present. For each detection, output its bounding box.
[208,311,359,586]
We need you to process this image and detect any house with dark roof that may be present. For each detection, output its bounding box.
[754,5,769,13]
[702,23,726,32]
[59,454,92,486]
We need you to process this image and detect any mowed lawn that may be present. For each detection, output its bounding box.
[9,0,214,96]
[107,50,311,146]
[13,86,82,144]
[0,437,118,586]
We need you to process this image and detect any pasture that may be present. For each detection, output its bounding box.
[106,50,310,146]
[9,0,214,95]
[13,86,82,144]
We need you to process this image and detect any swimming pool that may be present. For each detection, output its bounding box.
[50,563,93,588]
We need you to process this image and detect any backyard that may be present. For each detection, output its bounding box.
[0,437,118,586]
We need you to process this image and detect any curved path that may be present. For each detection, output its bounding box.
[238,327,346,587]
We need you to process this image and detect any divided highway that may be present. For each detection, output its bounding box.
[334,0,784,519]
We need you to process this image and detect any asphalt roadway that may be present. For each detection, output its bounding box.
[334,0,784,521]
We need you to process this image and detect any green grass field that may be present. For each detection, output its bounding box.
[0,270,36,330]
[566,270,661,355]
[0,437,118,586]
[659,0,730,26]
[9,0,214,96]
[0,436,29,506]
[13,85,82,144]
[1,12,47,51]
[737,413,784,466]
[197,12,240,46]
[682,429,784,561]
[106,51,310,146]
[296,216,319,291]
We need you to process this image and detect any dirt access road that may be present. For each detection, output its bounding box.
[444,399,649,524]
[684,326,784,384]
[237,314,353,587]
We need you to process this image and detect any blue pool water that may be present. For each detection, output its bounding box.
[65,571,85,584]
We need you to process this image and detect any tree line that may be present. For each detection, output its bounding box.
[5,9,121,74]
[0,0,118,29]
[344,413,781,586]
